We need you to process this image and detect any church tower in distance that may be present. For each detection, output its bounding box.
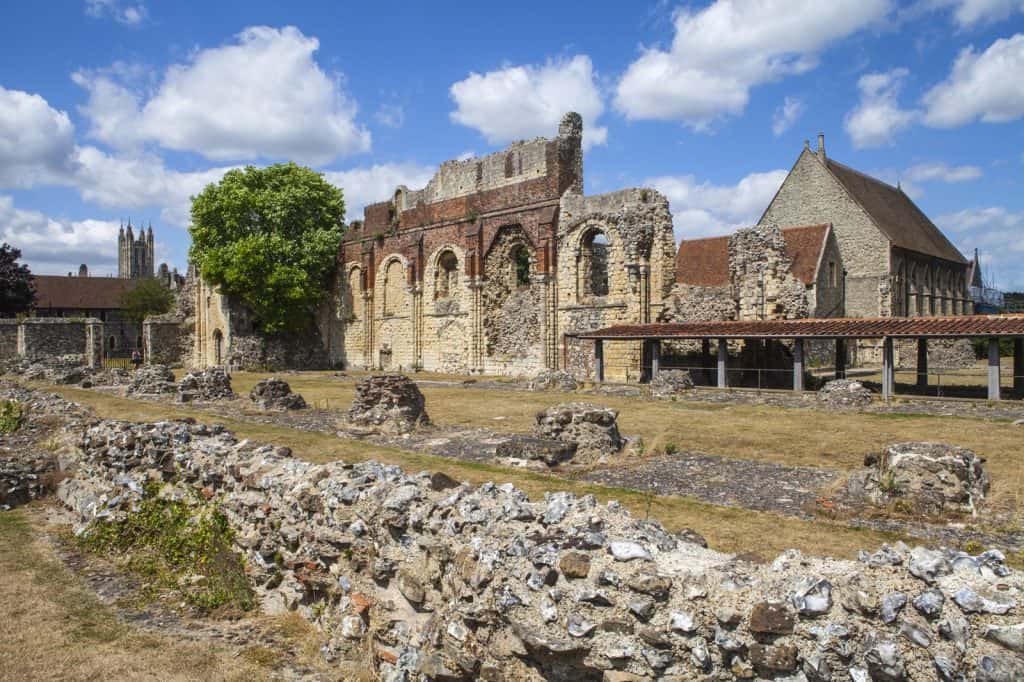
[118,220,155,279]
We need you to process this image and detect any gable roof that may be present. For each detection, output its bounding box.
[33,275,139,310]
[675,224,831,287]
[823,158,966,264]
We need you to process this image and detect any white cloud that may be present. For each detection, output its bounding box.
[323,163,436,221]
[914,0,1024,27]
[449,55,607,149]
[614,0,890,128]
[85,0,147,25]
[644,169,788,241]
[922,34,1024,128]
[772,97,804,136]
[904,162,982,183]
[0,86,79,187]
[844,68,917,148]
[936,206,1024,289]
[0,195,123,275]
[72,26,371,164]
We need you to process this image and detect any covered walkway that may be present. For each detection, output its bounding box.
[574,315,1024,401]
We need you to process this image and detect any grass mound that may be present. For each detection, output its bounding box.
[79,480,254,613]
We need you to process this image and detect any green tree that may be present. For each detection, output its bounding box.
[121,278,174,325]
[0,243,35,315]
[188,163,345,333]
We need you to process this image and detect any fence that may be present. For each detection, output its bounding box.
[102,357,134,370]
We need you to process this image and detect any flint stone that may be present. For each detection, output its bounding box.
[899,620,931,648]
[609,541,652,562]
[748,601,795,635]
[558,551,591,580]
[749,642,799,675]
[668,611,697,634]
[881,592,908,624]
[913,589,944,620]
[627,572,672,601]
[792,577,832,617]
[976,654,1024,682]
[865,640,907,681]
[984,623,1024,654]
[953,586,1015,615]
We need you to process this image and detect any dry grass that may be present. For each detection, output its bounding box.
[0,506,276,681]
[230,372,1024,514]
[42,383,920,561]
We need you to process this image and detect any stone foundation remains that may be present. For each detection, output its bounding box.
[848,442,991,515]
[14,383,1017,682]
[177,367,234,402]
[126,364,177,396]
[649,370,694,398]
[528,370,579,392]
[818,379,874,408]
[534,403,624,462]
[249,377,307,410]
[346,374,429,432]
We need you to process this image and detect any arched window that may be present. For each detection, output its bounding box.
[383,260,404,316]
[581,230,609,297]
[435,250,459,300]
[212,329,223,365]
[512,245,531,287]
[346,268,363,320]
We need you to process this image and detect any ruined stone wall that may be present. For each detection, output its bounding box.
[142,316,183,366]
[729,224,809,320]
[557,188,675,381]
[421,244,472,374]
[0,319,17,359]
[761,150,890,318]
[17,318,90,361]
[483,228,545,375]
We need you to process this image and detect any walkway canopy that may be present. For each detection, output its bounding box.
[574,315,1024,401]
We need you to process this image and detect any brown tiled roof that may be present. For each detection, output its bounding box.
[575,315,1024,340]
[781,224,829,284]
[675,235,729,286]
[825,159,966,264]
[675,224,830,287]
[33,275,139,310]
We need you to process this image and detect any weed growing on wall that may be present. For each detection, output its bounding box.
[0,400,22,434]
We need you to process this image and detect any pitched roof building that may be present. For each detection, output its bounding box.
[760,135,970,319]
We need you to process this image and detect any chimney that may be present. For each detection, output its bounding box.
[817,133,826,161]
[804,139,810,151]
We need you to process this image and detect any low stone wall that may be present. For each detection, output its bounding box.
[0,319,18,360]
[15,318,101,366]
[143,316,183,366]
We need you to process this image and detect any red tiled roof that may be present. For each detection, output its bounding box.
[825,159,967,264]
[675,235,729,287]
[575,315,1024,340]
[33,275,139,310]
[782,224,829,285]
[675,224,831,287]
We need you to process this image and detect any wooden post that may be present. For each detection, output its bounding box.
[1014,338,1023,395]
[988,337,1001,401]
[650,340,661,379]
[717,338,728,389]
[916,338,928,389]
[835,338,847,379]
[882,336,894,401]
[793,338,804,392]
[594,339,604,383]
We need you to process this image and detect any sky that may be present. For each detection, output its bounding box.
[1,1,1023,289]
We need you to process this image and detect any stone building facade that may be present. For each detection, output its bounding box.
[329,112,675,381]
[761,135,970,319]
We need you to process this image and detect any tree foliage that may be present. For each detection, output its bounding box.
[121,278,174,325]
[188,163,345,333]
[0,243,35,315]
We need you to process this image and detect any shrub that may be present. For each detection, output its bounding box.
[0,400,22,434]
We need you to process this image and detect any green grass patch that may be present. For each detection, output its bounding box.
[0,400,22,434]
[78,480,254,613]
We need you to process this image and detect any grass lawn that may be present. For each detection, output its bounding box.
[230,372,1024,515]
[0,507,288,681]
[35,383,977,563]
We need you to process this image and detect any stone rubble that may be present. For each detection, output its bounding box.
[177,367,235,402]
[125,364,178,396]
[249,377,307,410]
[649,370,694,398]
[527,370,580,392]
[534,402,624,462]
[846,442,991,516]
[346,374,429,433]
[817,379,875,409]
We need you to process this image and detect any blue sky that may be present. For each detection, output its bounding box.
[1,1,1023,289]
